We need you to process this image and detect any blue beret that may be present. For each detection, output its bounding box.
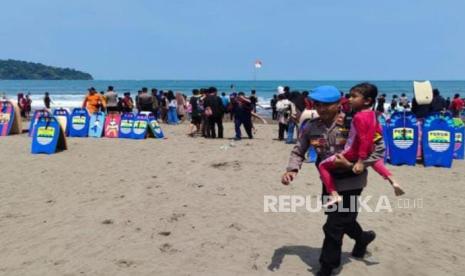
[309,85,341,103]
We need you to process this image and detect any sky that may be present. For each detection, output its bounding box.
[0,0,464,80]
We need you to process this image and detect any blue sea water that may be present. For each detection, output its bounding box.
[1,80,464,110]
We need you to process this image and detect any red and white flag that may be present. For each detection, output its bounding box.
[254,60,262,69]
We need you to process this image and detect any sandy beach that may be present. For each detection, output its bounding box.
[1,122,464,276]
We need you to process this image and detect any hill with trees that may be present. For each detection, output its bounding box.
[0,59,93,80]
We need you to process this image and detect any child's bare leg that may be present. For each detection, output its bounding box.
[386,176,405,196]
[372,160,405,196]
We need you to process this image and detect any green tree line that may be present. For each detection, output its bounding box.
[0,59,93,80]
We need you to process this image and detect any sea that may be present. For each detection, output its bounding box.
[1,80,464,111]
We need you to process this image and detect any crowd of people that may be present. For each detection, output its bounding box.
[7,85,465,144]
[77,86,262,140]
[373,90,465,118]
[269,87,465,145]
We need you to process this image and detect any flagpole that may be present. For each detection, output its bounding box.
[253,65,257,91]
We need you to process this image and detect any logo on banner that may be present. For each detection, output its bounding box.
[427,130,451,152]
[37,127,55,145]
[151,121,162,134]
[392,128,414,149]
[133,121,147,135]
[0,113,11,123]
[106,119,119,136]
[72,117,86,130]
[120,121,132,134]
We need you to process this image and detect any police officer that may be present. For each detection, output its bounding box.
[281,85,382,276]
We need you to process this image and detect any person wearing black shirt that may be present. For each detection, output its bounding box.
[270,94,278,120]
[203,87,224,139]
[232,92,253,140]
[390,95,398,112]
[430,89,447,112]
[250,90,258,113]
[411,97,431,119]
[375,94,386,114]
[188,89,202,136]
[43,92,52,109]
[446,97,451,109]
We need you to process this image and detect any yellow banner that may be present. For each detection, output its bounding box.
[428,131,450,143]
[37,127,55,137]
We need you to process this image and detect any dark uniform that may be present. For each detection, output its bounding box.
[286,113,384,271]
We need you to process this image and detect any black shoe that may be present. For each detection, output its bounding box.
[316,265,333,276]
[352,230,376,258]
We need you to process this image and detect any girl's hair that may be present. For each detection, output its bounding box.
[167,91,175,101]
[454,93,460,99]
[350,82,378,107]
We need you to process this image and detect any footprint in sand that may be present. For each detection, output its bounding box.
[191,183,204,189]
[228,223,244,231]
[115,259,135,268]
[168,213,185,223]
[159,243,179,254]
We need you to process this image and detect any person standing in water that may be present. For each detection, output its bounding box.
[43,92,54,110]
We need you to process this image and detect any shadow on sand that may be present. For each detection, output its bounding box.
[268,245,379,275]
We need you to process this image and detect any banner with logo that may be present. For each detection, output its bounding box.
[31,116,67,154]
[422,113,455,167]
[69,108,90,137]
[132,113,148,139]
[386,111,418,166]
[119,112,135,139]
[453,118,465,160]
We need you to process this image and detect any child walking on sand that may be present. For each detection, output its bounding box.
[319,83,404,206]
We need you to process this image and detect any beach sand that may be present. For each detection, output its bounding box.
[0,122,464,275]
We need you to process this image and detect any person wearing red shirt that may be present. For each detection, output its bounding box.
[450,94,464,118]
[318,83,404,207]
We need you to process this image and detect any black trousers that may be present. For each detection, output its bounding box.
[319,188,363,269]
[207,116,223,138]
[278,123,288,140]
[234,115,253,139]
[201,114,209,137]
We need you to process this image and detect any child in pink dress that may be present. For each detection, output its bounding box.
[319,83,404,207]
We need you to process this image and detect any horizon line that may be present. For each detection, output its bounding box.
[2,79,465,82]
